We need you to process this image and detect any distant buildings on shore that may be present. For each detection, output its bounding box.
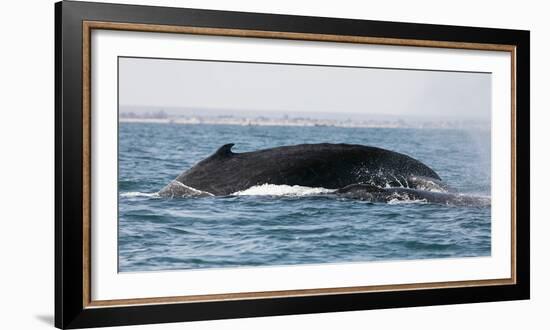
[119,111,489,130]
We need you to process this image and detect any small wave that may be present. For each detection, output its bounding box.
[233,184,335,197]
[120,191,160,198]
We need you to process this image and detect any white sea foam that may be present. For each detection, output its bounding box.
[233,184,335,196]
[120,191,160,198]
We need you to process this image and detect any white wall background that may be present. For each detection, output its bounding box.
[0,0,546,329]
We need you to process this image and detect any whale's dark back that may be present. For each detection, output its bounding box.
[173,143,441,196]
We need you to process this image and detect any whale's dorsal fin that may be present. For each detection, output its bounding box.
[213,143,235,158]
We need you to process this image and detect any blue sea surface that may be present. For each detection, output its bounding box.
[118,122,491,272]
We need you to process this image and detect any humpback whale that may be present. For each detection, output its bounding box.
[158,143,489,206]
[159,143,453,198]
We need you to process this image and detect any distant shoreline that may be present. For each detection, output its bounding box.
[118,117,489,130]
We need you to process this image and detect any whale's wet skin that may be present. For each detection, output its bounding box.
[119,123,491,272]
[157,143,489,207]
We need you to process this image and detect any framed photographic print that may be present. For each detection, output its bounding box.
[55,1,530,328]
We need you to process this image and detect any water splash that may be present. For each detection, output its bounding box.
[387,197,428,205]
[233,184,335,196]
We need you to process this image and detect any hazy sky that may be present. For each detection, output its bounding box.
[119,57,491,120]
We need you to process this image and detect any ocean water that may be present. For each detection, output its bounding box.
[118,122,491,272]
